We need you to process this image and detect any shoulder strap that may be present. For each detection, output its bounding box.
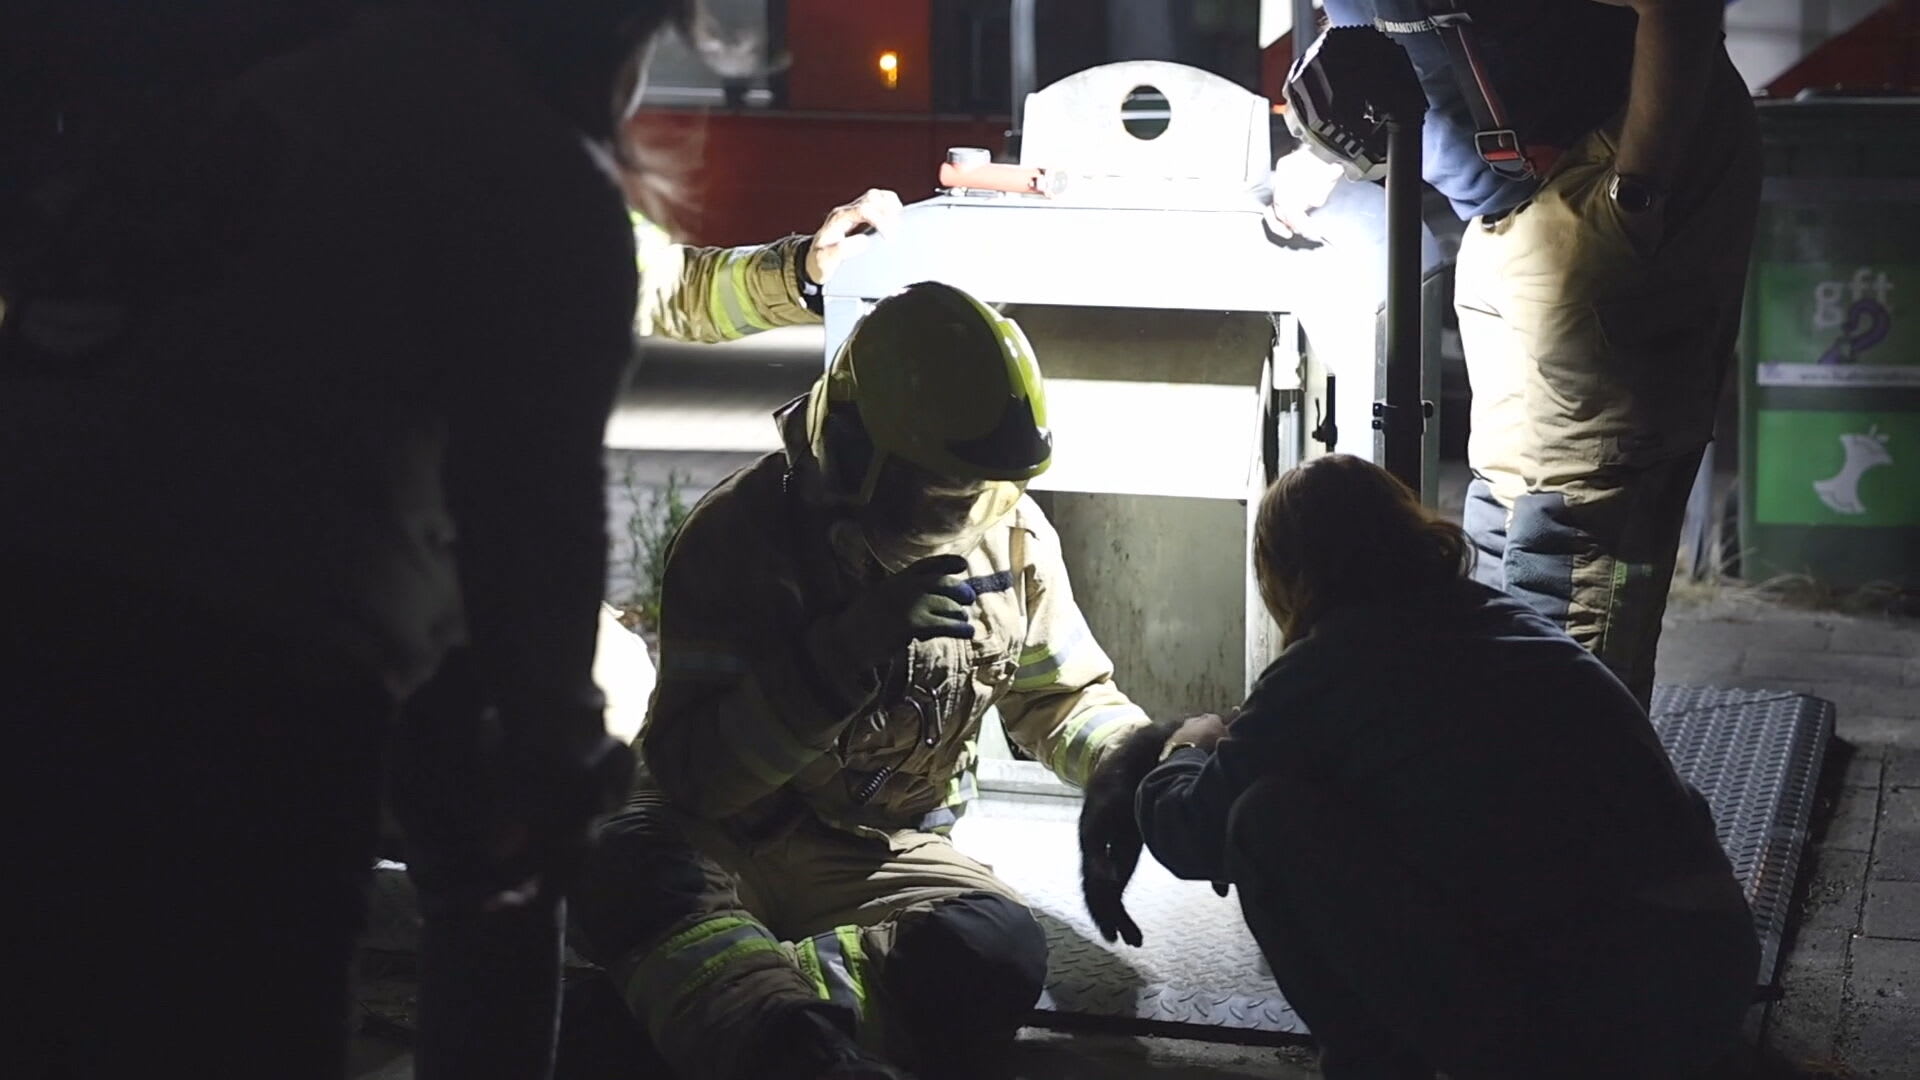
[1376,1,1554,181]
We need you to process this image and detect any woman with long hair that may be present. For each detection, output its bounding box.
[1136,455,1757,1079]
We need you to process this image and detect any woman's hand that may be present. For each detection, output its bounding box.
[1165,712,1230,755]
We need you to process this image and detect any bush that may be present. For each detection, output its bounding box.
[619,464,694,633]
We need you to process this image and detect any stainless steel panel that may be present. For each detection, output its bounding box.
[1036,490,1251,724]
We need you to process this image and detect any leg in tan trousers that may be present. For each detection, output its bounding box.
[574,778,1046,1080]
[1454,55,1761,707]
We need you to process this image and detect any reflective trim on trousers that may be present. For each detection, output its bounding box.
[794,925,871,1022]
[627,916,783,1032]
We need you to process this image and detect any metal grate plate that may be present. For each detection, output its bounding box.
[950,685,1832,1040]
[1647,685,1834,988]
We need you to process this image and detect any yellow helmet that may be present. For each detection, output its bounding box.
[805,281,1051,504]
[804,282,1051,570]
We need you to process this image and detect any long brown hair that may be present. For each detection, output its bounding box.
[1254,454,1474,642]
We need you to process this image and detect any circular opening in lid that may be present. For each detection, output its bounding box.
[1121,84,1171,140]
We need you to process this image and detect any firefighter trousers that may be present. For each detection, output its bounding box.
[574,779,1048,1080]
[1454,52,1762,707]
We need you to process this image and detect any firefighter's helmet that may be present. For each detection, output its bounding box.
[804,281,1052,569]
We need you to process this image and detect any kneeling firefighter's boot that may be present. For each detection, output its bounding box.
[740,1004,916,1080]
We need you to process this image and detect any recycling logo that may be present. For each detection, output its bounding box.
[1813,426,1893,516]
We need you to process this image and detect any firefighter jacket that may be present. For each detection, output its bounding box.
[629,213,818,343]
[639,403,1153,833]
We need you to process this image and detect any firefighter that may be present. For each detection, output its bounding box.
[573,281,1155,1080]
[1135,454,1758,1080]
[2,3,690,1076]
[1268,1,1761,707]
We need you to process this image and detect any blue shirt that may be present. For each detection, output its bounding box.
[1322,0,1637,219]
[1136,580,1736,937]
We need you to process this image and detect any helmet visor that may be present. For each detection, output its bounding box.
[859,460,1023,573]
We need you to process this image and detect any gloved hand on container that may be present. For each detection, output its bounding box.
[1263,148,1347,243]
[807,553,977,706]
[805,188,904,286]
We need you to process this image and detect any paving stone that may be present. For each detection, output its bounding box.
[1843,752,1888,792]
[1762,927,1849,1075]
[1758,934,1836,1069]
[1655,656,1748,686]
[1874,829,1920,884]
[1656,637,1748,670]
[1670,616,1835,653]
[1884,787,1920,830]
[1838,715,1920,750]
[1890,751,1920,790]
[1830,683,1920,722]
[1874,788,1920,883]
[1779,927,1856,977]
[1830,620,1920,658]
[1838,1003,1920,1079]
[1736,680,1920,723]
[1864,882,1920,941]
[1816,784,1882,854]
[1742,650,1910,686]
[1798,849,1871,937]
[1847,936,1920,1005]
[1762,973,1844,1068]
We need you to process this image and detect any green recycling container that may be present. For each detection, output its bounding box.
[1739,98,1920,588]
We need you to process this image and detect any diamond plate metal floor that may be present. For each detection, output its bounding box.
[951,685,1833,1041]
[361,685,1832,1045]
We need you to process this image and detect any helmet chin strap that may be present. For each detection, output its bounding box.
[826,518,889,578]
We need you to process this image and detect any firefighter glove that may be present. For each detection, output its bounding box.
[821,553,977,670]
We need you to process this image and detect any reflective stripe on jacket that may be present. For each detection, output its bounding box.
[631,212,816,343]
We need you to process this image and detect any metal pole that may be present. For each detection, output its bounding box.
[1292,0,1318,68]
[1378,116,1424,493]
[1010,0,1038,138]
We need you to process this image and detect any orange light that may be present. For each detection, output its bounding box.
[878,50,900,89]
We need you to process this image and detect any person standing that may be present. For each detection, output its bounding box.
[1,3,698,1075]
[1269,0,1762,705]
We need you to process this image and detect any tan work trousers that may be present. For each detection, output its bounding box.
[1455,53,1762,707]
[576,781,1032,1080]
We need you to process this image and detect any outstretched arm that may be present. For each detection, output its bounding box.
[1589,0,1727,186]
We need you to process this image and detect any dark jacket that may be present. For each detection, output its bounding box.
[1137,579,1745,938]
